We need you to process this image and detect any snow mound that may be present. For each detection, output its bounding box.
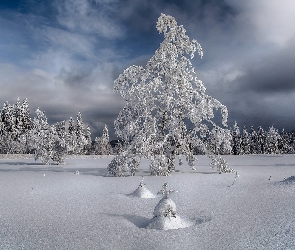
[153,197,176,217]
[129,186,156,198]
[281,175,295,184]
[146,197,193,230]
[146,215,193,230]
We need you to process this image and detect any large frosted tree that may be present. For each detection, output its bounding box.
[108,13,231,176]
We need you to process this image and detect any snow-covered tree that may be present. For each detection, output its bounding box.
[279,129,293,154]
[75,112,87,154]
[0,98,32,154]
[208,125,232,155]
[231,121,241,155]
[250,126,258,154]
[94,124,111,155]
[0,101,15,153]
[241,125,251,155]
[84,125,92,154]
[51,121,67,164]
[28,109,68,164]
[66,117,76,154]
[257,126,265,154]
[265,126,280,154]
[109,13,230,176]
[29,108,54,164]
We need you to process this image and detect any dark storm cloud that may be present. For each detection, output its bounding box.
[237,43,295,94]
[1,0,295,138]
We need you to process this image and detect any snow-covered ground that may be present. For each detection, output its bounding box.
[0,155,294,250]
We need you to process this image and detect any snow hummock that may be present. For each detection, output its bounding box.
[146,197,193,230]
[146,214,193,230]
[128,176,156,198]
[129,185,156,198]
[153,197,177,217]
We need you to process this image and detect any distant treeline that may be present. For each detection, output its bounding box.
[1,99,294,161]
[202,122,295,155]
[0,98,116,163]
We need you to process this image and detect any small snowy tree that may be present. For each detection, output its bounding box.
[279,129,293,154]
[109,13,230,176]
[75,112,87,154]
[231,121,241,155]
[29,108,54,164]
[257,126,265,154]
[241,125,251,155]
[84,125,92,154]
[94,124,111,155]
[66,117,77,155]
[250,126,258,154]
[51,121,67,164]
[265,126,280,154]
[28,109,67,164]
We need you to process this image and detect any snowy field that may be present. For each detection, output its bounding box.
[0,155,294,250]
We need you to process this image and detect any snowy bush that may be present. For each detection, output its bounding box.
[107,155,129,177]
[209,155,235,174]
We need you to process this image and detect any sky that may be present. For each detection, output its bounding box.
[1,0,295,139]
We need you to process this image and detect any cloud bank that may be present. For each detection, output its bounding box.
[0,0,295,138]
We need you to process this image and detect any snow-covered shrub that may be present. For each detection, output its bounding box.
[209,155,235,174]
[107,155,129,177]
[127,155,141,176]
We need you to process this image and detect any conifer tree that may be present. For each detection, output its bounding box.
[265,126,280,154]
[250,126,258,154]
[241,125,251,155]
[0,98,32,153]
[0,101,15,153]
[75,112,87,154]
[29,108,54,164]
[67,117,76,154]
[84,125,92,154]
[94,124,111,155]
[51,121,67,164]
[257,126,265,154]
[231,121,241,155]
[279,129,292,154]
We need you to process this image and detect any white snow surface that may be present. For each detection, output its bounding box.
[146,215,193,231]
[0,154,295,249]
